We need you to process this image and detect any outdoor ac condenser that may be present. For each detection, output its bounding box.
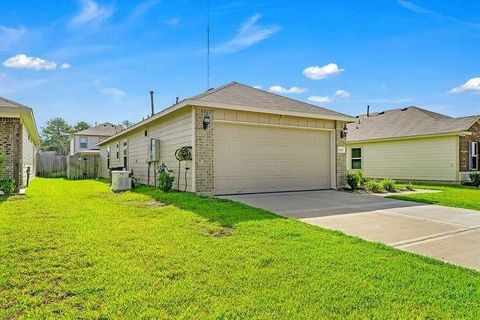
[111,171,131,191]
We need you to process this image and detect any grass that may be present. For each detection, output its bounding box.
[389,183,480,211]
[1,179,480,318]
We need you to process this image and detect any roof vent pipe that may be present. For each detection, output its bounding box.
[176,97,179,104]
[367,105,370,117]
[150,91,155,116]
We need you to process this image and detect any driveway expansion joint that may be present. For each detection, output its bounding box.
[393,226,480,248]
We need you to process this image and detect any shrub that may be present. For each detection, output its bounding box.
[346,171,365,190]
[381,178,396,192]
[470,172,480,187]
[405,182,415,191]
[158,172,175,192]
[0,178,15,195]
[364,180,383,193]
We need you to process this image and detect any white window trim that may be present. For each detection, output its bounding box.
[79,137,88,149]
[470,141,479,171]
[351,148,362,169]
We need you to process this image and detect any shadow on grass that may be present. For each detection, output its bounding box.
[131,185,281,228]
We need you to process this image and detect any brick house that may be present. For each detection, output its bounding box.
[347,107,480,183]
[98,82,353,195]
[0,97,41,191]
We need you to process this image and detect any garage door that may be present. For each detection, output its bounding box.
[214,122,332,195]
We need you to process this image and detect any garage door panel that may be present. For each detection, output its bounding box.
[214,123,332,195]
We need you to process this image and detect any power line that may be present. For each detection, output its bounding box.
[206,0,210,89]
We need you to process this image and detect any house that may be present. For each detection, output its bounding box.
[98,82,354,195]
[0,97,41,190]
[347,106,480,183]
[70,122,121,155]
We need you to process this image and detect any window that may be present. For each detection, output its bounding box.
[351,148,362,169]
[116,143,119,160]
[123,140,128,156]
[470,142,479,170]
[79,137,88,149]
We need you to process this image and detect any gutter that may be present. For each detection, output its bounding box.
[347,131,471,144]
[99,99,355,146]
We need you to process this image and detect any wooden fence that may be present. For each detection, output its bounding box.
[36,153,67,178]
[36,153,99,180]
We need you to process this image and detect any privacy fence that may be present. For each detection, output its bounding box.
[36,153,99,180]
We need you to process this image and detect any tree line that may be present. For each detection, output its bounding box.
[41,118,134,155]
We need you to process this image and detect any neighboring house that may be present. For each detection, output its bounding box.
[70,123,121,155]
[0,97,41,190]
[347,107,480,183]
[98,82,354,195]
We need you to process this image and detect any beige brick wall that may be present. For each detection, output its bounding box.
[0,117,22,190]
[194,107,214,195]
[336,121,347,189]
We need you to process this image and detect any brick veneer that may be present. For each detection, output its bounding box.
[336,121,347,189]
[194,107,214,195]
[0,117,22,190]
[459,120,480,172]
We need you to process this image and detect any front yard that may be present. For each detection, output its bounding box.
[389,184,480,211]
[1,179,480,318]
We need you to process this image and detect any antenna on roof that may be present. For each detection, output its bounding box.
[206,0,211,90]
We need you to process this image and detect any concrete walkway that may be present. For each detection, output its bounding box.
[221,191,480,271]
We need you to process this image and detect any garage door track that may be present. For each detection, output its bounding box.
[221,191,480,271]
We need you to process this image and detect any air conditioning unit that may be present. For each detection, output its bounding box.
[111,171,132,191]
[149,139,160,162]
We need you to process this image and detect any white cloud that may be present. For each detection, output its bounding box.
[0,26,26,50]
[450,77,480,93]
[269,85,307,94]
[253,85,263,89]
[303,63,344,80]
[3,54,59,71]
[213,14,280,54]
[308,96,331,103]
[101,87,126,99]
[69,0,114,28]
[397,1,480,28]
[334,89,350,98]
[60,63,71,69]
[165,17,180,26]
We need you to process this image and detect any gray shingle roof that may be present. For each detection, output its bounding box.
[74,122,122,136]
[0,96,30,109]
[347,107,480,142]
[189,82,353,120]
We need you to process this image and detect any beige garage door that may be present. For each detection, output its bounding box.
[214,122,332,195]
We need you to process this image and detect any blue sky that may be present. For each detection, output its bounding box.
[0,0,479,127]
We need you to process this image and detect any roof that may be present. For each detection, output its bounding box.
[347,106,480,142]
[99,81,354,145]
[73,122,122,136]
[0,96,41,146]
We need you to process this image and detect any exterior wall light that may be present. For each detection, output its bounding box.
[203,114,211,130]
[340,125,348,139]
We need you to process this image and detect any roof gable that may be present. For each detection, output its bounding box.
[348,106,480,142]
[74,122,122,136]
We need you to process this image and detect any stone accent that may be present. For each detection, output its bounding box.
[459,120,480,172]
[0,117,22,190]
[194,107,214,195]
[335,121,347,189]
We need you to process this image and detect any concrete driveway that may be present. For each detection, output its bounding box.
[221,191,480,271]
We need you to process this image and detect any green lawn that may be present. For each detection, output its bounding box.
[1,179,480,318]
[389,184,480,211]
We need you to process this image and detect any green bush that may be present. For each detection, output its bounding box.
[346,171,365,190]
[158,172,175,192]
[364,180,384,193]
[0,178,15,195]
[381,178,396,192]
[470,172,480,187]
[405,182,415,191]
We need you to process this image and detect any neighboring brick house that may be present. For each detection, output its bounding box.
[98,82,353,195]
[70,122,122,155]
[347,107,480,183]
[0,97,41,191]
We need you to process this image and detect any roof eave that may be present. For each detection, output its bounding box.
[347,131,471,144]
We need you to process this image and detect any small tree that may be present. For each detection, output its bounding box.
[72,121,91,132]
[41,118,72,155]
[158,172,175,192]
[119,120,134,129]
